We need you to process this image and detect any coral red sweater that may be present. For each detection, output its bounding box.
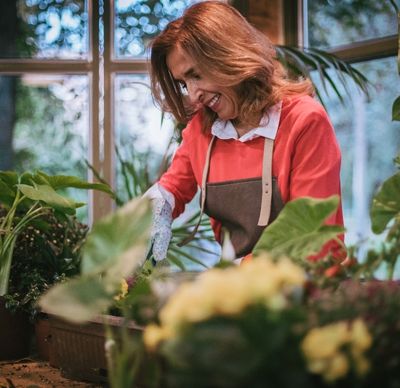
[159,95,344,254]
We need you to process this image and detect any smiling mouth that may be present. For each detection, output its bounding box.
[207,94,221,109]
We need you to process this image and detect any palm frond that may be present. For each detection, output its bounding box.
[276,45,370,105]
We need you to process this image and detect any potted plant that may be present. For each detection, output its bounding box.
[0,170,113,360]
[3,209,88,361]
[37,196,153,381]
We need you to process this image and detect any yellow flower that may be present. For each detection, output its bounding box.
[114,279,129,301]
[302,321,349,360]
[275,257,307,287]
[350,319,372,353]
[324,353,349,382]
[302,319,372,383]
[143,324,171,351]
[152,257,307,352]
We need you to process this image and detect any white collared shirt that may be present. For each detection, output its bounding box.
[210,101,282,142]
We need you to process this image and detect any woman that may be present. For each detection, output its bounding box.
[147,1,344,263]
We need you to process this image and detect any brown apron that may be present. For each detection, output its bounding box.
[178,135,284,258]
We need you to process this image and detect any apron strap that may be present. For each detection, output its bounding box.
[177,135,216,247]
[257,137,274,226]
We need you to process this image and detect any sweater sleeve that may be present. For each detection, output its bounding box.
[289,107,343,226]
[158,121,198,219]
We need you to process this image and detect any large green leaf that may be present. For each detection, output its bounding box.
[17,184,82,214]
[39,275,114,323]
[370,172,400,234]
[392,96,400,121]
[32,171,115,197]
[39,197,152,323]
[253,196,344,261]
[81,197,152,277]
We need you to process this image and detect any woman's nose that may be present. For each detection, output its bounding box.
[187,81,203,104]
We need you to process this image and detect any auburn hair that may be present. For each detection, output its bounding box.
[150,1,313,133]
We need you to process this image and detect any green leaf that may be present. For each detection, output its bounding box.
[253,196,344,261]
[0,179,16,206]
[392,96,400,121]
[0,171,18,187]
[39,197,152,323]
[17,184,80,214]
[81,197,152,278]
[39,275,115,323]
[33,171,115,197]
[370,173,400,234]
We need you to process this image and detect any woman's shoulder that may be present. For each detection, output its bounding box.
[282,94,327,118]
[277,94,335,142]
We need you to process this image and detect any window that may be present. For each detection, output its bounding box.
[303,0,399,253]
[0,0,200,223]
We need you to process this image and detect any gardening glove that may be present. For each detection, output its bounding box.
[149,197,173,264]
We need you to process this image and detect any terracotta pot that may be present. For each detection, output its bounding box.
[0,297,33,360]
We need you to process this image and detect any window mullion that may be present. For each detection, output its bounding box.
[101,0,115,218]
[89,0,105,223]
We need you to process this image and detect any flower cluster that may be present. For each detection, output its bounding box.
[144,255,305,350]
[301,319,372,382]
[113,279,129,301]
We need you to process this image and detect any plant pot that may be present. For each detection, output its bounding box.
[34,314,52,361]
[48,314,142,383]
[0,297,33,360]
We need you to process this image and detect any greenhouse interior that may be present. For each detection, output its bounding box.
[0,0,399,387]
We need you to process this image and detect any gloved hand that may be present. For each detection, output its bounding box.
[149,197,173,264]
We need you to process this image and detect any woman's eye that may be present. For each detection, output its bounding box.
[178,81,188,94]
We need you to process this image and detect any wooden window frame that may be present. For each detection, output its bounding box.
[0,0,152,223]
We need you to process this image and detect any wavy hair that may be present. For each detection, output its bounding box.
[150,1,313,132]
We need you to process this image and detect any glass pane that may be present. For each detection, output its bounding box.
[114,74,176,202]
[0,74,90,220]
[306,0,397,49]
[310,57,400,254]
[0,0,88,59]
[114,0,201,58]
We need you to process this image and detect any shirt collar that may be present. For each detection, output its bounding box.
[211,101,282,143]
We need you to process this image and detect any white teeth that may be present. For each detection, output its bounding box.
[208,94,220,108]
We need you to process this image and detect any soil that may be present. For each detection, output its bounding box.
[0,359,106,388]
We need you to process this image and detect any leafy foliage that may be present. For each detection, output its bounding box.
[4,210,87,320]
[370,172,400,234]
[253,196,344,262]
[39,197,152,323]
[0,170,112,295]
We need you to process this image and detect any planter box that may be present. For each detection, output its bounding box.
[0,297,33,360]
[49,314,142,383]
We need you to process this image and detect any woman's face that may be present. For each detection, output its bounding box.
[166,45,238,121]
